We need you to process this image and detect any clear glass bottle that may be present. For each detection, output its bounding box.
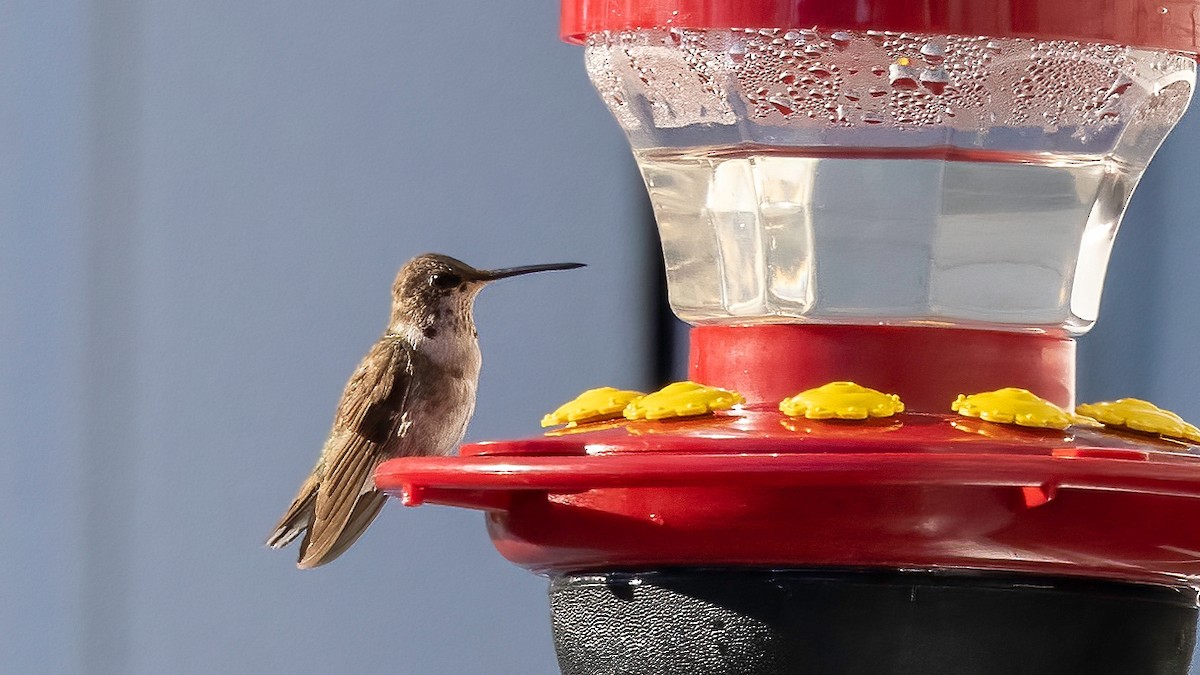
[586,29,1196,334]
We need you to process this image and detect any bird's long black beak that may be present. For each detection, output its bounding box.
[477,262,585,281]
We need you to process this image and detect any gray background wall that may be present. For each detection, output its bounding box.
[2,1,1200,673]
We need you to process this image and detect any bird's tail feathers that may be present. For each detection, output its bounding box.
[296,490,387,569]
[266,473,319,550]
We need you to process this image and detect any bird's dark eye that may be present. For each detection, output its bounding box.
[430,272,462,289]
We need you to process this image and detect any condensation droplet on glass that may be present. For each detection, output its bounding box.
[1106,75,1133,98]
[767,96,795,115]
[831,31,852,49]
[889,63,919,90]
[863,111,884,124]
[805,45,822,56]
[844,90,862,102]
[729,42,746,63]
[784,30,802,42]
[809,66,832,78]
[920,41,946,65]
[868,87,888,97]
[920,67,950,94]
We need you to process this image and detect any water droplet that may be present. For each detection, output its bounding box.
[920,67,949,94]
[863,112,884,124]
[808,66,832,78]
[830,31,852,48]
[889,63,919,90]
[868,87,888,97]
[784,30,802,42]
[920,41,946,64]
[843,90,862,102]
[1106,75,1133,97]
[779,72,796,85]
[767,96,794,115]
[804,45,822,56]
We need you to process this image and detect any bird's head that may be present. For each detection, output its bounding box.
[388,253,584,336]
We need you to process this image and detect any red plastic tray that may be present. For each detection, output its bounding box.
[377,410,1200,584]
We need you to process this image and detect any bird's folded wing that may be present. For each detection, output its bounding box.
[335,337,415,443]
[298,433,386,568]
[297,338,414,568]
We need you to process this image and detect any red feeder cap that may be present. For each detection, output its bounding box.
[561,0,1200,53]
[689,325,1076,412]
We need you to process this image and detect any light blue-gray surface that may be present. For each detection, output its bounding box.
[1,1,648,673]
[4,2,1200,673]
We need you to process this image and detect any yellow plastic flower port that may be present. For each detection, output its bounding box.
[952,387,1093,431]
[779,381,905,420]
[623,381,744,421]
[541,387,646,428]
[1076,398,1200,444]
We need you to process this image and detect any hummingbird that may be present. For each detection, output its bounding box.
[267,253,584,568]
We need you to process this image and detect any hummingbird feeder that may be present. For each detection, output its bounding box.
[377,0,1200,672]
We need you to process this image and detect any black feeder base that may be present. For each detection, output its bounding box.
[550,569,1199,675]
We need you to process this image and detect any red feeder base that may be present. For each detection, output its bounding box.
[378,409,1200,586]
[376,323,1200,672]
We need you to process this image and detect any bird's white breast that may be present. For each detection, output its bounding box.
[394,324,481,457]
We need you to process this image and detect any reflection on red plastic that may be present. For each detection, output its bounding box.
[561,0,1200,54]
[1021,483,1055,507]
